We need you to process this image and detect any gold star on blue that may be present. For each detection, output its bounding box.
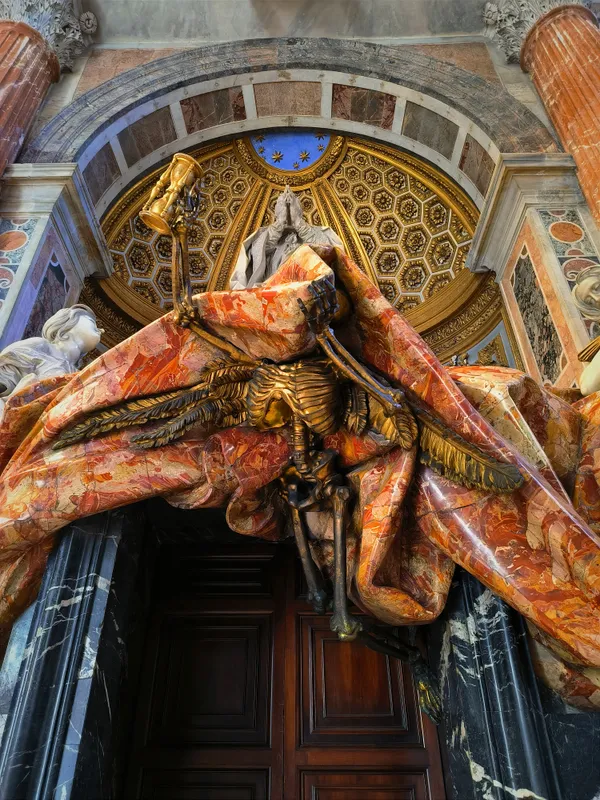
[272,151,283,164]
[315,133,326,140]
[255,134,265,143]
[317,144,325,152]
[293,162,300,170]
[299,150,310,162]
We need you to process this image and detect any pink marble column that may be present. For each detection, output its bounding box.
[522,5,600,225]
[0,21,59,180]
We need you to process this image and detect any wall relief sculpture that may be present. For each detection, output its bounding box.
[0,304,101,419]
[572,264,600,394]
[1,155,600,721]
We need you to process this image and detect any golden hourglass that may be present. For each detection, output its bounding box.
[139,153,203,326]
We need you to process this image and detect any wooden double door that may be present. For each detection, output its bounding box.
[126,540,446,799]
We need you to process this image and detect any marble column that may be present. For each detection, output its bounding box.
[0,0,95,180]
[523,5,600,226]
[0,21,59,181]
[486,1,600,225]
[428,569,600,800]
[0,509,147,800]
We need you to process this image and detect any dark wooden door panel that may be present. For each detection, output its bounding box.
[149,614,272,746]
[139,768,269,799]
[173,550,277,597]
[300,769,430,800]
[299,615,422,746]
[126,540,445,800]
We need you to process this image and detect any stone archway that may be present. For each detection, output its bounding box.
[23,37,558,221]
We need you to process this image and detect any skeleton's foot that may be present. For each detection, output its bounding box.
[330,610,363,641]
[308,588,329,615]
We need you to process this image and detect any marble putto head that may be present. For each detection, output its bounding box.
[572,264,600,321]
[0,304,102,403]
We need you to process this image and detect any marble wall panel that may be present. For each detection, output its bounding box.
[459,134,495,197]
[402,101,459,160]
[82,142,121,206]
[21,254,69,338]
[537,208,600,337]
[0,218,38,313]
[254,81,321,117]
[332,84,395,130]
[413,43,501,84]
[75,49,177,98]
[512,251,563,383]
[117,106,177,168]
[181,87,246,133]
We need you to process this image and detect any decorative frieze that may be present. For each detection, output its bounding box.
[484,0,593,62]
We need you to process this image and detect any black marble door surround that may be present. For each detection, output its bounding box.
[0,504,599,799]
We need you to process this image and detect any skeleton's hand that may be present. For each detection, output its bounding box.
[298,277,339,335]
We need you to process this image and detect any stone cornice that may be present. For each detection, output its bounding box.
[0,0,96,71]
[484,1,594,62]
[466,152,584,277]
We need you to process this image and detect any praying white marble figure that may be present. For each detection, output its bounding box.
[0,304,102,417]
[230,186,344,289]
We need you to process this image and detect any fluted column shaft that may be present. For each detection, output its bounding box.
[0,21,58,180]
[522,5,600,224]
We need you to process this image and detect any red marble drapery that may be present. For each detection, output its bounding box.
[0,21,59,180]
[522,5,600,225]
[1,244,600,700]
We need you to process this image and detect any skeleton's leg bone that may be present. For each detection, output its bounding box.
[287,485,328,615]
[329,484,362,641]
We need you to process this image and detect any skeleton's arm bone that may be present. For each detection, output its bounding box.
[316,327,402,414]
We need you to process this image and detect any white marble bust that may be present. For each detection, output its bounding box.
[0,304,102,415]
[230,186,344,289]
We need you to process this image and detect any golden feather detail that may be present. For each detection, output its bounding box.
[578,335,600,363]
[368,396,418,450]
[53,359,255,450]
[416,411,523,494]
[131,384,249,449]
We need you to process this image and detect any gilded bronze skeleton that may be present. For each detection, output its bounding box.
[55,154,525,721]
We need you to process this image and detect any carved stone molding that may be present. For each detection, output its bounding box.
[0,0,96,71]
[484,0,594,62]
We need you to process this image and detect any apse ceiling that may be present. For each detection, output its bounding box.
[84,130,503,361]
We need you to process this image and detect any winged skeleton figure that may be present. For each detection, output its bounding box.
[54,268,523,719]
[47,153,528,720]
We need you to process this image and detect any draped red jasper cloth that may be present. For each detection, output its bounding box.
[1,245,600,688]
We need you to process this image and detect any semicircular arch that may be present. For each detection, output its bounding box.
[22,38,558,217]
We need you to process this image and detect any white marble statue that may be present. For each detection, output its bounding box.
[0,304,102,416]
[230,186,344,289]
